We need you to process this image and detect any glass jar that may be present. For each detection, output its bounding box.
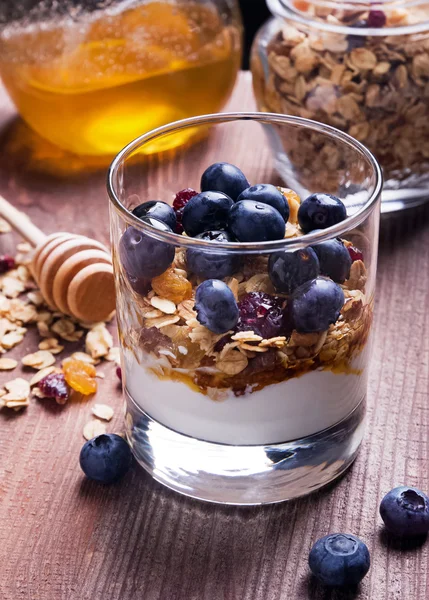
[108,112,382,505]
[0,0,242,156]
[251,0,429,211]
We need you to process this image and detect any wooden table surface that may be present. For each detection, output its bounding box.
[1,72,429,600]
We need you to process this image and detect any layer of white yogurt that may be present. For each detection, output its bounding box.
[123,349,368,445]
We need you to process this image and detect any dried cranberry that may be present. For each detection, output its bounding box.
[367,10,386,28]
[0,255,15,274]
[236,292,288,339]
[173,188,198,234]
[116,366,122,381]
[39,373,70,404]
[348,245,364,263]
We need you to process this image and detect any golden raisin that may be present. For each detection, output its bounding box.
[62,358,97,395]
[279,188,301,224]
[151,268,192,304]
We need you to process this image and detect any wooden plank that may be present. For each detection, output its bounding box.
[0,72,429,599]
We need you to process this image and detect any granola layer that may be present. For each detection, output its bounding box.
[117,195,373,401]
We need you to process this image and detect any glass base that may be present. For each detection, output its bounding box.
[125,390,366,505]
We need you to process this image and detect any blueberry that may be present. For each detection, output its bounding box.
[119,217,175,280]
[79,433,133,484]
[194,279,239,334]
[291,277,345,333]
[182,191,233,237]
[201,162,249,201]
[380,486,429,537]
[269,248,320,294]
[132,201,177,230]
[312,238,352,283]
[237,184,290,222]
[346,20,368,51]
[187,230,241,279]
[228,200,285,242]
[309,533,370,587]
[298,193,347,233]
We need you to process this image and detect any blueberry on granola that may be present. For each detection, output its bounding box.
[201,162,249,201]
[311,238,352,284]
[228,200,285,242]
[298,193,347,233]
[380,486,429,537]
[186,230,241,279]
[269,248,320,294]
[309,533,370,587]
[132,201,177,231]
[194,279,239,334]
[182,191,233,237]
[80,433,133,484]
[119,217,175,281]
[237,184,290,222]
[291,277,345,333]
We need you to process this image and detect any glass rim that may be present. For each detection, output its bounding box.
[267,0,429,36]
[107,111,383,254]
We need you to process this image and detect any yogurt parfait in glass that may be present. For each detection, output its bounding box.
[108,113,382,504]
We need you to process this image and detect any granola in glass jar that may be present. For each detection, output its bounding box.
[252,0,429,197]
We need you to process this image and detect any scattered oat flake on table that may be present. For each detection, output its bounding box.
[0,357,18,370]
[71,351,96,365]
[1,330,24,349]
[38,337,64,354]
[1,377,31,404]
[16,242,32,253]
[85,323,113,359]
[92,404,114,421]
[51,318,75,339]
[30,366,58,387]
[27,291,44,306]
[83,419,107,440]
[22,350,56,370]
[105,346,120,363]
[1,276,26,298]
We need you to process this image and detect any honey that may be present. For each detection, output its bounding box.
[0,1,241,156]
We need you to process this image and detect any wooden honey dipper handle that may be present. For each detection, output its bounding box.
[0,194,116,323]
[0,194,47,247]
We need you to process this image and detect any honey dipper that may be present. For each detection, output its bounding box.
[0,195,116,323]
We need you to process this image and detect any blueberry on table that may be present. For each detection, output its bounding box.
[182,191,233,237]
[237,184,290,222]
[228,200,285,242]
[298,193,347,233]
[194,279,239,334]
[80,434,133,484]
[187,230,241,279]
[311,238,352,284]
[380,486,429,537]
[132,201,177,231]
[291,277,345,333]
[201,162,249,201]
[119,217,175,281]
[309,533,370,587]
[269,248,320,294]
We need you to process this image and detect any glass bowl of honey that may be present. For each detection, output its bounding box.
[0,0,242,156]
